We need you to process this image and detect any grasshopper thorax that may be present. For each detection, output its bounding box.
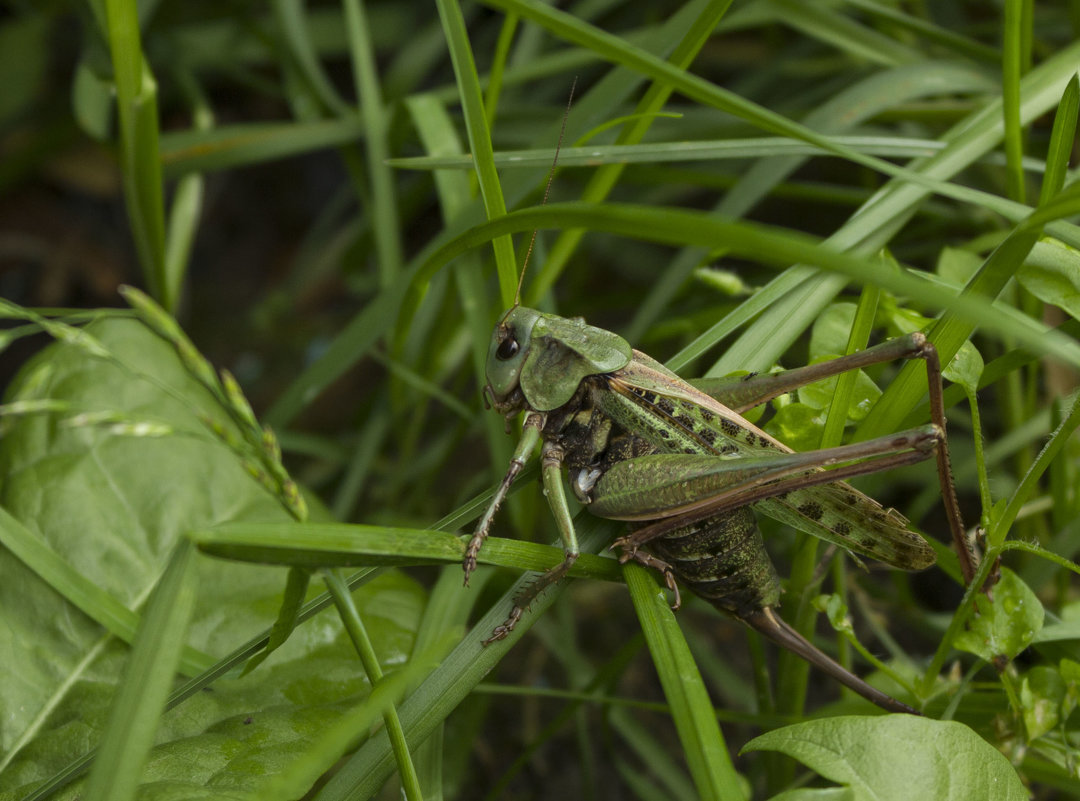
[485,307,633,414]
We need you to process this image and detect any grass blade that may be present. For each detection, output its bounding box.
[83,540,199,801]
[625,564,744,800]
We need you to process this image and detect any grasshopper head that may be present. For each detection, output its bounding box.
[485,307,542,414]
[485,307,632,413]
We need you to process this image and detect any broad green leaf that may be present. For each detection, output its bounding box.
[953,568,1044,662]
[1060,659,1080,720]
[879,293,931,337]
[744,716,1027,801]
[797,359,881,424]
[764,402,823,452]
[1018,238,1080,320]
[936,245,983,285]
[814,593,854,638]
[1021,666,1065,741]
[1061,598,1080,622]
[941,339,984,392]
[693,267,753,297]
[0,319,423,798]
[767,789,853,801]
[72,58,114,141]
[809,303,858,359]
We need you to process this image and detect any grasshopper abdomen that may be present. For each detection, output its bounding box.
[645,507,781,619]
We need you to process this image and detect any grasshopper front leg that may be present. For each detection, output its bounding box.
[484,437,580,644]
[463,412,544,586]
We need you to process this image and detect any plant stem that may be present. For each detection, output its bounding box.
[322,567,423,801]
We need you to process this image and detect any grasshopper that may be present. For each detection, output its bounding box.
[463,303,976,714]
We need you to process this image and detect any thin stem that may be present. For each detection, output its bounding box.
[966,385,993,524]
[322,568,423,801]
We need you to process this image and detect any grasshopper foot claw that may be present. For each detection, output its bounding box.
[482,606,524,646]
[613,543,681,610]
[462,556,476,587]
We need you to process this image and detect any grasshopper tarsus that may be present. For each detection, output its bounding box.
[463,531,488,585]
[462,554,477,587]
[614,543,682,610]
[482,552,579,643]
[482,606,523,646]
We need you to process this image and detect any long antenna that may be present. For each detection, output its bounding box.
[511,76,578,310]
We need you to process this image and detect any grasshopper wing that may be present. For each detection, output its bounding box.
[601,354,935,571]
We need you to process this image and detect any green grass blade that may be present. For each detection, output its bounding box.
[83,539,199,801]
[528,0,734,303]
[417,201,1080,367]
[342,0,403,287]
[771,0,920,66]
[843,0,1000,62]
[1002,0,1029,203]
[191,521,623,582]
[434,0,518,307]
[161,118,367,177]
[1039,74,1079,205]
[483,12,518,126]
[388,135,978,170]
[819,284,880,450]
[105,0,166,304]
[160,70,212,311]
[270,0,348,114]
[162,172,202,316]
[323,568,421,801]
[625,564,743,800]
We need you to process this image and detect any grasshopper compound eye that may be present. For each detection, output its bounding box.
[496,333,519,360]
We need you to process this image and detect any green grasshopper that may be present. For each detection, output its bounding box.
[463,303,976,714]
